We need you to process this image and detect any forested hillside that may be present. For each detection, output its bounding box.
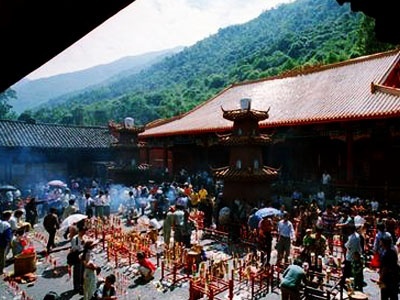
[30,0,395,126]
[11,48,182,114]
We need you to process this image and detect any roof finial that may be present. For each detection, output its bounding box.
[240,98,251,110]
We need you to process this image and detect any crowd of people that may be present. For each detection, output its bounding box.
[1,169,400,299]
[260,190,400,300]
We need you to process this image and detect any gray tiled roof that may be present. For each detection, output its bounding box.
[0,120,112,149]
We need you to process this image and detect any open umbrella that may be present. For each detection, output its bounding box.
[60,213,87,230]
[248,214,261,230]
[47,180,67,187]
[255,207,281,219]
[0,185,17,192]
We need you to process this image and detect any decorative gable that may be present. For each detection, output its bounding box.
[371,52,400,95]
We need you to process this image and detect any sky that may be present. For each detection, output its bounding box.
[27,0,293,80]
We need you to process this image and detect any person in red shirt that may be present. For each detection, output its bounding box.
[137,251,156,282]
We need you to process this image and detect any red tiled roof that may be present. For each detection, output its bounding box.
[141,50,400,138]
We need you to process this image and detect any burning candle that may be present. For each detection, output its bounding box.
[106,243,110,261]
[317,255,323,271]
[326,267,331,283]
[192,262,197,277]
[310,252,315,266]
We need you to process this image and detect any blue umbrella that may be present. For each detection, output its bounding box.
[248,214,261,230]
[255,207,281,219]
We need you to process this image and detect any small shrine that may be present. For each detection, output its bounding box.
[213,98,279,207]
[107,117,147,184]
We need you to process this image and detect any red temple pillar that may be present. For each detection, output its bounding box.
[346,129,354,182]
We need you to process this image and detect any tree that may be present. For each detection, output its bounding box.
[0,88,16,119]
[17,110,34,122]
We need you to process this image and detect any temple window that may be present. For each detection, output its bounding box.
[236,160,242,169]
[254,159,259,169]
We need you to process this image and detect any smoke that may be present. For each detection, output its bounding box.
[108,184,131,212]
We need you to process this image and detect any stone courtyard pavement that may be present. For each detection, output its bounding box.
[0,218,383,300]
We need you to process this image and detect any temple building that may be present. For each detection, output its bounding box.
[213,98,279,206]
[107,118,147,185]
[2,50,400,204]
[140,49,400,203]
[0,120,113,187]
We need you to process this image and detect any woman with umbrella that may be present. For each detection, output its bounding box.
[247,207,260,232]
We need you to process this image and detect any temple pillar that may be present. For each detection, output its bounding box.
[163,144,168,169]
[346,129,354,183]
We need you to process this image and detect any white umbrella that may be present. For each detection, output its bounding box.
[47,180,67,187]
[60,213,87,230]
[0,185,18,192]
[255,207,282,218]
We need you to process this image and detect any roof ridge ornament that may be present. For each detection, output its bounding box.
[240,98,252,110]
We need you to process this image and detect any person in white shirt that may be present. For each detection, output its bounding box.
[321,171,331,185]
[61,189,71,211]
[373,222,392,258]
[0,211,12,274]
[276,211,295,265]
[84,193,94,218]
[103,190,112,218]
[94,191,105,219]
[343,223,362,281]
[62,199,79,220]
[173,205,185,245]
[9,209,31,233]
[70,225,86,294]
[370,199,379,213]
[317,190,325,211]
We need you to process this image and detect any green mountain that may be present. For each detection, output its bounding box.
[29,0,395,126]
[10,47,182,114]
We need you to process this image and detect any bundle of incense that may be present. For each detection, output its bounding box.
[224,261,229,280]
[198,261,207,279]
